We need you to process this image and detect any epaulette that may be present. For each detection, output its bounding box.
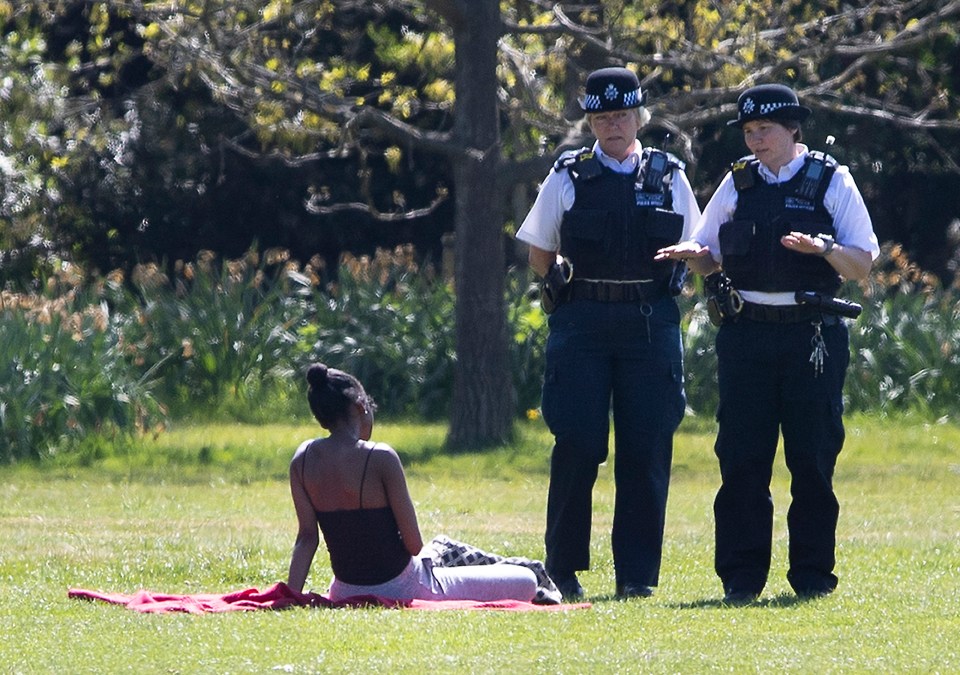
[554,147,603,181]
[665,150,686,172]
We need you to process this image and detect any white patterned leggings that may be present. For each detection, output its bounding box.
[327,555,538,603]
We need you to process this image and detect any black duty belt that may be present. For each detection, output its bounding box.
[738,302,839,324]
[568,279,661,303]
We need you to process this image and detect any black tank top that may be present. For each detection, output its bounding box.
[312,446,410,585]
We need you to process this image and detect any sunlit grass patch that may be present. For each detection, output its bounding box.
[2,416,958,672]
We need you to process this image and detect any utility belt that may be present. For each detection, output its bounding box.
[704,273,862,326]
[540,256,670,313]
[568,279,663,304]
[705,274,863,377]
[738,302,841,325]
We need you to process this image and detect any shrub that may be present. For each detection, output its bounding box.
[845,244,960,417]
[507,271,549,418]
[121,249,304,419]
[4,241,958,464]
[677,283,720,418]
[290,246,456,419]
[0,269,164,462]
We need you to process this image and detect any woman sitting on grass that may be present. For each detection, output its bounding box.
[286,363,538,602]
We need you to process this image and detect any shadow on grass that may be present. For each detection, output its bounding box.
[396,443,447,466]
[671,592,824,610]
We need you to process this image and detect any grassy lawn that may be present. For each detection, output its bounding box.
[1,415,958,673]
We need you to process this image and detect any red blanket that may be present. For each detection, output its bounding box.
[68,582,590,613]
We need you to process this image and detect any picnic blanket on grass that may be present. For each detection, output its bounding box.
[68,582,590,613]
[68,536,587,613]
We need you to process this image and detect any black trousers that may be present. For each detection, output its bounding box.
[713,317,849,595]
[540,298,685,587]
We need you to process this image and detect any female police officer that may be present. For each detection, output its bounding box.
[657,84,878,603]
[516,67,701,600]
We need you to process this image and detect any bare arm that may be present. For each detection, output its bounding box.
[527,244,557,278]
[377,446,424,556]
[780,232,873,281]
[286,452,320,593]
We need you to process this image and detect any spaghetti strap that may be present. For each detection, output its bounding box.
[299,441,313,485]
[358,446,375,509]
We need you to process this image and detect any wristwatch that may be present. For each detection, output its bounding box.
[817,234,836,257]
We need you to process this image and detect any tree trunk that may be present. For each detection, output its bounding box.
[445,0,514,448]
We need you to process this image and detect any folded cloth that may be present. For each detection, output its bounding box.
[425,534,563,605]
[68,582,589,614]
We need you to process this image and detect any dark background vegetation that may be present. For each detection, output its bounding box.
[3,1,959,285]
[1,1,959,458]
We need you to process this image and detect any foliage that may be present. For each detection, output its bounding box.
[110,0,960,270]
[0,1,158,281]
[846,243,960,417]
[119,249,309,419]
[3,1,959,447]
[0,245,512,461]
[0,266,164,463]
[677,282,721,418]
[291,245,457,419]
[507,271,549,418]
[0,2,64,282]
[4,242,960,462]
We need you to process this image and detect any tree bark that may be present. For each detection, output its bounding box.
[443,0,515,448]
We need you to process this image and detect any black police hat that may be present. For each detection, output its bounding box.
[728,84,811,127]
[578,67,646,112]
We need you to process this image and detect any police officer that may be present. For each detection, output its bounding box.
[657,84,879,603]
[516,66,701,600]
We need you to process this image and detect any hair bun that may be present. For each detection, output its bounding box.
[306,363,329,387]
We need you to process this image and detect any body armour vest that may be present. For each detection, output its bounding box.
[719,152,842,294]
[558,147,684,287]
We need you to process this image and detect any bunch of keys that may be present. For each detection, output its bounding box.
[809,321,828,376]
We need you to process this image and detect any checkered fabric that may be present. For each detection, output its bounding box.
[426,535,562,605]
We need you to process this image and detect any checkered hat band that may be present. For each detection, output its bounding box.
[584,88,641,110]
[758,102,797,115]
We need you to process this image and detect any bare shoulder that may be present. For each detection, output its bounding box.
[369,441,400,462]
[366,442,404,475]
[289,439,315,470]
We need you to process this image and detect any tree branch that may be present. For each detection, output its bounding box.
[344,107,466,159]
[305,189,450,221]
[809,101,960,131]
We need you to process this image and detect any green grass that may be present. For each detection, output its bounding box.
[2,415,958,673]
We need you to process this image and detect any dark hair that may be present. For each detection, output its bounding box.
[771,117,803,142]
[305,363,373,429]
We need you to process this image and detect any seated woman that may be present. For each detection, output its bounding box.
[286,363,538,602]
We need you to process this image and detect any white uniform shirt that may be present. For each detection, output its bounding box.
[516,140,702,256]
[690,144,879,305]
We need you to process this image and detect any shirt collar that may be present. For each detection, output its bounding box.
[592,140,642,173]
[756,144,809,183]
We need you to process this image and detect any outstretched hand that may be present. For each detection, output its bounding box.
[781,231,827,256]
[656,241,719,276]
[655,241,711,261]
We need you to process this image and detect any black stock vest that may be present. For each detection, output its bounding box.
[719,152,842,294]
[558,148,684,288]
